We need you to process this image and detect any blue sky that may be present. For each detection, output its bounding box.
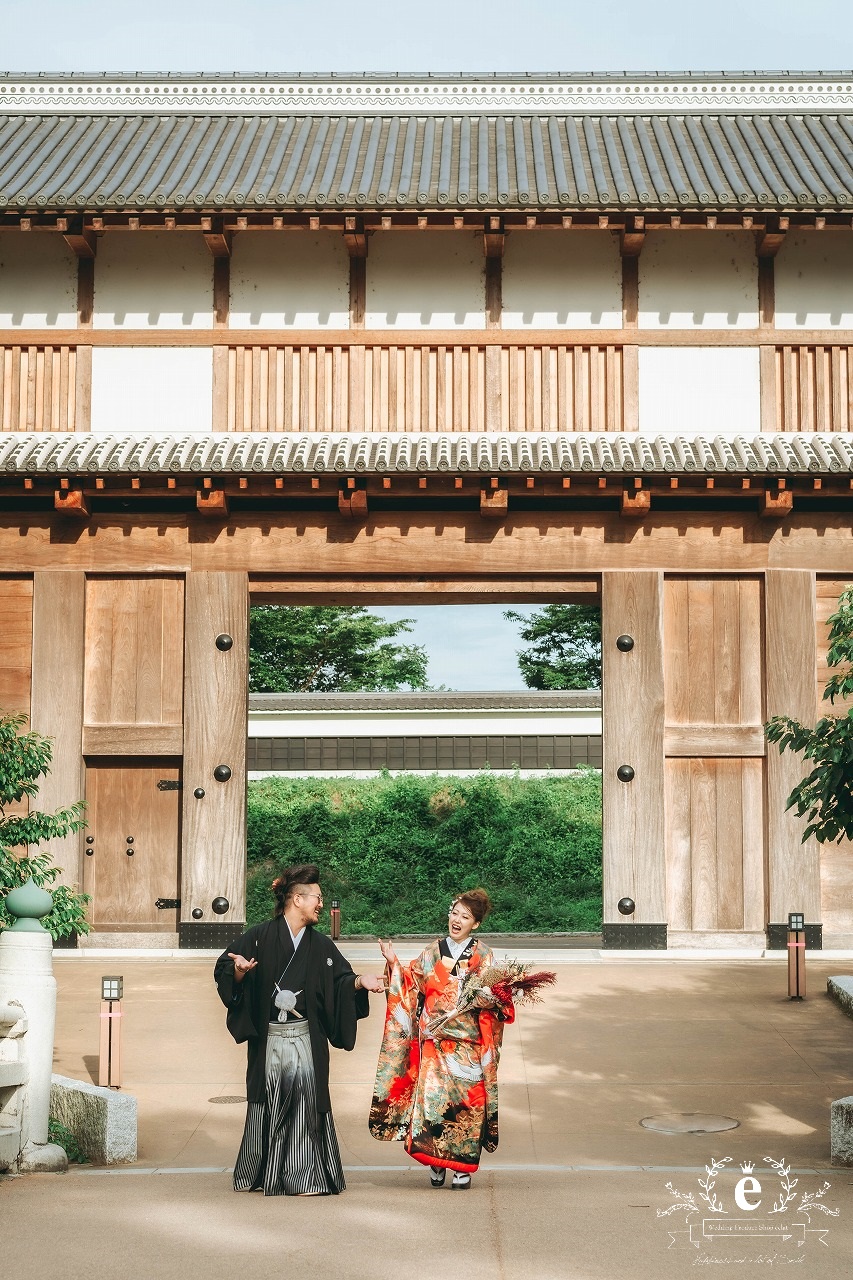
[371,605,541,691]
[3,1,850,74]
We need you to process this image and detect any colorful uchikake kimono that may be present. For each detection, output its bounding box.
[369,937,514,1174]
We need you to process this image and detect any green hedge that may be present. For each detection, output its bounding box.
[246,770,602,935]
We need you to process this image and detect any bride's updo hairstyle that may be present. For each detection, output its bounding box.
[271,863,321,917]
[453,888,492,923]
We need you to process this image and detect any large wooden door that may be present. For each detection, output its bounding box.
[85,760,181,932]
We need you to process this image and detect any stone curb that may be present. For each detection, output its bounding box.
[50,1074,137,1165]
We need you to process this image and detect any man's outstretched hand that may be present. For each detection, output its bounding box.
[228,953,258,982]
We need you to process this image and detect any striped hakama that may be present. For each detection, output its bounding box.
[234,1020,346,1196]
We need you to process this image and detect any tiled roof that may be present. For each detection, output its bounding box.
[2,109,853,214]
[249,691,602,711]
[2,432,852,476]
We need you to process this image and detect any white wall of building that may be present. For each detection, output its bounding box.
[638,347,761,434]
[249,709,601,737]
[365,232,485,329]
[90,348,213,432]
[638,231,758,329]
[93,233,212,329]
[230,232,349,328]
[0,230,77,328]
[775,231,853,328]
[502,232,622,328]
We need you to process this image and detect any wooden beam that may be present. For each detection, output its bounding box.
[30,572,85,888]
[601,571,666,924]
[755,216,789,258]
[760,487,793,518]
[82,724,184,756]
[621,486,650,519]
[480,488,508,519]
[77,258,94,330]
[619,215,645,258]
[344,216,368,259]
[485,255,502,330]
[758,256,775,329]
[54,489,90,518]
[349,256,366,330]
[213,258,230,330]
[181,572,248,926]
[663,724,766,757]
[196,489,229,518]
[765,570,821,923]
[63,222,97,259]
[202,217,232,259]
[338,488,368,520]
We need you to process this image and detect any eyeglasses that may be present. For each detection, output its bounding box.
[299,892,324,906]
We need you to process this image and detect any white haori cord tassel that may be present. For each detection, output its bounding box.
[274,988,304,1022]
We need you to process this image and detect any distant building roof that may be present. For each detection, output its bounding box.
[3,432,852,477]
[1,74,852,215]
[249,690,601,711]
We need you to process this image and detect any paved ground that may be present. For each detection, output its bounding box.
[4,948,853,1278]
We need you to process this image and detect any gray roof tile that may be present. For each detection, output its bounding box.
[2,112,853,213]
[2,432,852,476]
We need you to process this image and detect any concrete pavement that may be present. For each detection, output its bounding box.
[3,950,853,1277]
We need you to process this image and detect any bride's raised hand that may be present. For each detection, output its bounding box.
[378,937,398,966]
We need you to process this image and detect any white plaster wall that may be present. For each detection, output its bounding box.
[638,348,761,434]
[93,233,212,329]
[249,710,602,737]
[775,231,853,328]
[365,232,485,329]
[230,233,349,327]
[90,348,213,432]
[0,231,77,327]
[502,232,622,328]
[638,231,758,329]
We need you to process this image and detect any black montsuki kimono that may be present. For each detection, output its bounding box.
[214,918,369,1111]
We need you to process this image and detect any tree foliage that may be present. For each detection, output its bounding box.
[249,605,430,693]
[505,605,601,690]
[246,770,602,934]
[765,585,853,844]
[0,711,90,939]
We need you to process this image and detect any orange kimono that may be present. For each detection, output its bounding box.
[369,938,513,1173]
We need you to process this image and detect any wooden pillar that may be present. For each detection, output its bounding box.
[765,569,822,932]
[75,255,94,432]
[29,571,85,887]
[620,233,641,432]
[601,571,666,943]
[758,255,777,432]
[180,572,249,943]
[484,225,503,431]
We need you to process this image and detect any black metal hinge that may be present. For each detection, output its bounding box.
[155,898,181,910]
[157,779,182,792]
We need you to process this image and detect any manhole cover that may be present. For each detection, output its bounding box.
[208,1095,246,1105]
[640,1112,739,1134]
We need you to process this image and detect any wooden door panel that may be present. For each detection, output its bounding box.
[85,760,181,931]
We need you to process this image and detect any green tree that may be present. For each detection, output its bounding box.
[249,605,430,693]
[765,585,853,844]
[0,711,90,939]
[505,605,601,690]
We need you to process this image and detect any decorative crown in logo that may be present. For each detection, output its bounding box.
[740,1161,755,1174]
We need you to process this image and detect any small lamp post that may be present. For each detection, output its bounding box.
[787,913,806,1000]
[330,899,341,941]
[99,975,124,1088]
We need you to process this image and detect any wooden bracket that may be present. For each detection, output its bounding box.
[759,487,793,518]
[755,216,789,259]
[480,488,508,519]
[344,216,368,259]
[196,489,229,517]
[338,487,368,520]
[62,219,97,259]
[614,216,640,258]
[54,489,90,518]
[483,217,505,258]
[202,216,232,258]
[620,486,651,519]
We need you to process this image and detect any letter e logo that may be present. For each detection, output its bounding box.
[734,1176,762,1210]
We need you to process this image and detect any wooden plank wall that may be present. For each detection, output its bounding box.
[0,345,78,430]
[0,577,34,822]
[662,577,766,935]
[82,576,184,754]
[765,570,821,925]
[181,572,248,926]
[815,576,853,941]
[29,571,86,887]
[773,345,853,431]
[601,571,666,923]
[223,342,626,433]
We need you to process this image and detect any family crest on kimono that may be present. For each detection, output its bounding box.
[214,863,384,1197]
[369,888,513,1190]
